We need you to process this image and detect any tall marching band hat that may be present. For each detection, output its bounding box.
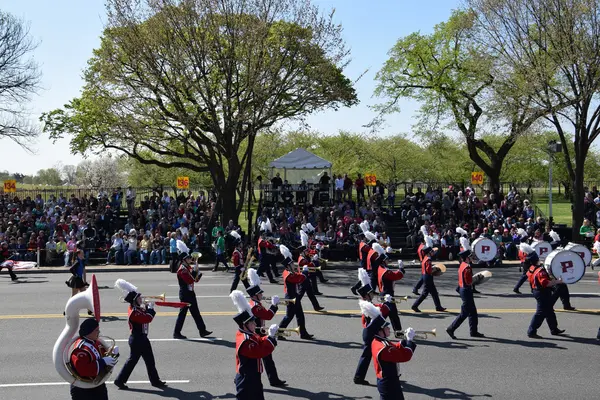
[456,227,468,238]
[230,290,256,327]
[372,243,387,259]
[279,244,293,267]
[177,239,191,261]
[519,242,539,264]
[459,237,472,259]
[364,231,377,244]
[298,230,309,252]
[229,230,242,245]
[359,300,390,331]
[246,268,263,297]
[115,278,141,304]
[259,221,267,233]
[79,318,99,337]
[356,268,374,298]
[422,235,434,254]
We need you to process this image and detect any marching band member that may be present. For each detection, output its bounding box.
[257,223,278,284]
[306,227,329,285]
[351,229,377,295]
[446,239,484,339]
[113,279,166,390]
[377,258,405,298]
[521,244,565,338]
[246,269,287,387]
[230,290,278,400]
[173,241,213,339]
[297,231,325,311]
[411,236,446,313]
[513,241,532,294]
[229,231,250,293]
[354,270,402,386]
[412,225,432,296]
[69,318,116,400]
[362,301,416,400]
[278,245,314,340]
[0,241,18,281]
[366,238,386,294]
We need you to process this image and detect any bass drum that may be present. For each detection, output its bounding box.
[532,241,553,262]
[564,242,592,266]
[472,270,492,286]
[544,250,586,284]
[472,238,497,262]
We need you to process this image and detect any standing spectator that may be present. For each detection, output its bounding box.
[387,181,397,212]
[126,186,136,216]
[343,174,352,201]
[319,172,331,198]
[169,232,178,272]
[211,220,224,243]
[270,172,283,204]
[335,174,344,202]
[355,174,365,204]
[66,236,77,267]
[212,230,229,272]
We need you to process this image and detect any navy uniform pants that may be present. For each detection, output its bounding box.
[70,383,108,400]
[303,277,322,310]
[412,275,423,292]
[235,372,264,400]
[0,265,17,280]
[114,334,160,385]
[354,329,375,381]
[551,283,572,309]
[412,274,442,309]
[230,268,250,293]
[448,287,478,334]
[174,292,207,334]
[528,289,559,335]
[279,301,309,336]
[377,377,404,400]
[513,268,529,291]
[258,258,274,281]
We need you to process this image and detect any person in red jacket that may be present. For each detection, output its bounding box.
[0,241,18,281]
[526,250,565,338]
[113,279,166,390]
[411,240,446,313]
[351,231,377,295]
[69,318,117,400]
[230,290,278,400]
[369,310,416,400]
[377,259,405,297]
[446,247,484,339]
[257,231,278,283]
[229,233,250,293]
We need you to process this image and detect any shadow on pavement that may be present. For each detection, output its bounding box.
[123,387,236,399]
[550,334,600,346]
[402,381,492,399]
[405,313,449,319]
[11,279,49,284]
[417,339,477,350]
[468,336,568,349]
[100,315,126,322]
[266,387,373,399]
[283,338,363,350]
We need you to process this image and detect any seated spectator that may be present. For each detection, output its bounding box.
[139,234,151,265]
[45,236,57,265]
[580,218,595,238]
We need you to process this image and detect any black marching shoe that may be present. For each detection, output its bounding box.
[472,288,481,294]
[528,333,543,339]
[353,377,370,386]
[470,332,485,338]
[321,279,329,283]
[350,287,358,296]
[114,381,129,390]
[269,279,278,284]
[513,289,521,294]
[412,290,420,296]
[436,307,447,312]
[314,306,325,312]
[173,333,188,340]
[411,306,421,313]
[200,330,213,337]
[151,380,168,388]
[551,329,566,336]
[300,334,315,340]
[270,380,287,387]
[563,306,576,311]
[446,328,457,340]
[314,291,323,295]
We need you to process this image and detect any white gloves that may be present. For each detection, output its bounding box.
[240,267,245,272]
[271,295,280,306]
[146,302,154,310]
[267,324,279,338]
[302,265,309,273]
[397,260,404,269]
[112,346,119,355]
[384,294,393,303]
[404,327,415,342]
[311,255,319,261]
[103,356,116,367]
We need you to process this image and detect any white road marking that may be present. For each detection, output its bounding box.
[0,380,190,388]
[570,292,600,295]
[115,338,223,342]
[168,284,231,287]
[166,295,230,299]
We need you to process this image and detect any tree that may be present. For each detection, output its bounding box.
[372,10,564,194]
[0,12,40,149]
[468,0,600,234]
[75,157,126,188]
[125,156,212,190]
[61,164,77,185]
[33,168,63,186]
[41,0,357,224]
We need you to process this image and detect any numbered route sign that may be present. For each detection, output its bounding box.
[471,172,484,185]
[3,180,16,193]
[364,174,377,186]
[176,176,190,189]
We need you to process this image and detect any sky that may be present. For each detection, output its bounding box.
[1,0,461,175]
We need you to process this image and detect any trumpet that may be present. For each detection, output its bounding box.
[380,295,408,304]
[143,293,165,302]
[393,328,437,340]
[262,297,296,305]
[260,326,301,337]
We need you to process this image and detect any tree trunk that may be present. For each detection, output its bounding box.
[486,166,501,195]
[571,167,585,239]
[220,185,239,226]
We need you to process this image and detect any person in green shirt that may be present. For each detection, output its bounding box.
[211,220,224,242]
[580,218,595,238]
[212,230,229,272]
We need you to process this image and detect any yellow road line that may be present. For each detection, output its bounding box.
[0,309,598,320]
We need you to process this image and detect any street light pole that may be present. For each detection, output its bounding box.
[549,150,553,220]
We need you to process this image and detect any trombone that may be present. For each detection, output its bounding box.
[393,328,437,340]
[241,255,256,281]
[380,295,408,304]
[262,296,295,305]
[260,326,301,337]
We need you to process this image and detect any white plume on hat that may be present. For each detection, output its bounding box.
[459,237,471,251]
[358,268,370,287]
[301,223,308,233]
[372,243,385,256]
[456,227,468,237]
[260,221,267,232]
[229,230,241,241]
[230,290,252,315]
[519,242,535,255]
[424,235,434,249]
[364,231,377,242]
[360,221,370,233]
[306,223,315,232]
[517,228,528,239]
[359,299,382,320]
[300,230,309,247]
[549,230,560,242]
[247,268,261,288]
[114,278,138,294]
[420,225,428,237]
[265,219,272,232]
[279,244,292,259]
[176,239,189,254]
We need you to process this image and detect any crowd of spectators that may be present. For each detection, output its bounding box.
[0,187,225,266]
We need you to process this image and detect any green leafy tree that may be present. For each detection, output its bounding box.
[41,0,357,224]
[33,168,63,186]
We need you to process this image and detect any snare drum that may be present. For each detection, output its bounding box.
[564,242,592,266]
[531,241,553,262]
[544,249,586,284]
[472,238,497,262]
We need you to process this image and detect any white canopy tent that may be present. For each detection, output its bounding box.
[269,148,332,184]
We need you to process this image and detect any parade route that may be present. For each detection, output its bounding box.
[0,267,598,400]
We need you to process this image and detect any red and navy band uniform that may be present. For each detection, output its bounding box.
[296,254,322,309]
[114,305,162,386]
[257,238,278,281]
[412,243,426,293]
[69,337,110,400]
[278,269,310,336]
[351,241,373,293]
[174,262,208,335]
[366,249,385,291]
[235,328,277,400]
[448,262,479,335]
[250,300,283,384]
[377,265,404,297]
[527,265,560,336]
[411,254,443,310]
[371,336,416,400]
[230,249,250,292]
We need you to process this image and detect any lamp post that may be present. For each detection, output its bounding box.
[547,140,562,226]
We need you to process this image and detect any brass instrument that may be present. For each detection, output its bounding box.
[241,248,256,281]
[307,266,322,273]
[260,326,301,337]
[192,252,202,282]
[262,296,296,305]
[380,295,408,304]
[143,293,165,302]
[393,328,437,340]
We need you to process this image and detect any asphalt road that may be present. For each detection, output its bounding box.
[0,266,598,400]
